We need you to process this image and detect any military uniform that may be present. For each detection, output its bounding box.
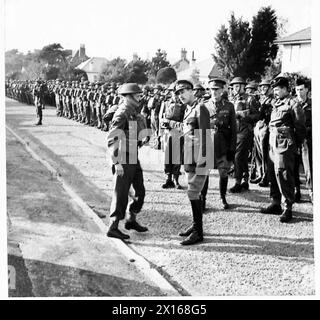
[261,76,306,222]
[229,77,260,192]
[204,86,237,209]
[107,83,148,240]
[175,80,212,245]
[251,80,273,187]
[160,85,186,189]
[32,80,46,125]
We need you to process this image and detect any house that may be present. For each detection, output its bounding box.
[176,56,222,85]
[275,27,311,77]
[70,44,89,66]
[172,48,190,73]
[76,57,108,82]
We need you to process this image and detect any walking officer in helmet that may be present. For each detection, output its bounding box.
[106,83,149,240]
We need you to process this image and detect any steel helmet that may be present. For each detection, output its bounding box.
[118,83,142,95]
[230,77,246,85]
[259,79,271,87]
[245,81,258,90]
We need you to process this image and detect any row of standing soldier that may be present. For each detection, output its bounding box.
[5,75,312,245]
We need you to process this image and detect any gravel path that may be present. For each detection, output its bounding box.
[6,99,314,296]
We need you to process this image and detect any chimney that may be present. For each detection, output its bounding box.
[191,51,196,64]
[79,44,86,59]
[181,48,187,60]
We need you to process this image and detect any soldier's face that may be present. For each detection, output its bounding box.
[233,84,243,94]
[273,86,288,99]
[210,87,223,101]
[259,85,269,95]
[178,88,193,104]
[132,93,142,102]
[295,84,308,101]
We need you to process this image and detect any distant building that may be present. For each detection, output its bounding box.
[70,44,89,66]
[275,27,311,77]
[172,48,190,73]
[76,57,108,82]
[176,55,222,85]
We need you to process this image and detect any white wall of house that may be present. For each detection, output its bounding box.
[281,43,311,77]
[86,73,99,82]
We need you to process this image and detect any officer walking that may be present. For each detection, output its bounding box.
[175,80,212,245]
[203,78,237,210]
[106,83,149,240]
[260,76,306,223]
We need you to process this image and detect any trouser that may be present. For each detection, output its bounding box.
[294,152,301,193]
[268,145,295,210]
[253,122,269,182]
[234,130,253,184]
[95,103,102,128]
[151,113,160,147]
[109,161,145,221]
[163,133,182,176]
[84,102,91,124]
[201,155,231,199]
[301,137,312,192]
[186,170,208,200]
[90,101,97,125]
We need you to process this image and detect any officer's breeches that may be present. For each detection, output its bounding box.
[187,171,208,200]
[164,134,181,175]
[268,146,295,208]
[109,162,145,220]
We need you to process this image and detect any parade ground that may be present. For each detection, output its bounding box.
[6,98,314,296]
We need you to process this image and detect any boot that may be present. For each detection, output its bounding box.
[240,181,249,191]
[220,177,229,209]
[178,225,194,237]
[162,174,175,189]
[280,209,293,223]
[180,199,203,245]
[221,195,229,210]
[106,219,130,240]
[260,203,282,215]
[229,183,242,193]
[294,189,301,203]
[124,212,148,232]
[200,195,207,212]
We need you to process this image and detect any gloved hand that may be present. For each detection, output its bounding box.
[226,150,235,162]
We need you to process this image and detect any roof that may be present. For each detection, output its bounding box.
[176,58,215,80]
[76,57,108,73]
[275,27,311,45]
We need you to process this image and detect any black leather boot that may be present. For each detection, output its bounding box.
[162,174,175,189]
[107,219,130,240]
[180,199,203,245]
[220,177,229,209]
[280,209,293,223]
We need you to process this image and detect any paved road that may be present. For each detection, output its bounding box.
[6,98,315,296]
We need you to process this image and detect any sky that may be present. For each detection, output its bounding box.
[4,0,312,63]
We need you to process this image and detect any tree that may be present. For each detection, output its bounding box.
[100,57,128,83]
[38,43,69,66]
[213,7,279,81]
[156,67,177,84]
[246,6,279,80]
[125,57,148,84]
[148,49,171,78]
[213,13,251,79]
